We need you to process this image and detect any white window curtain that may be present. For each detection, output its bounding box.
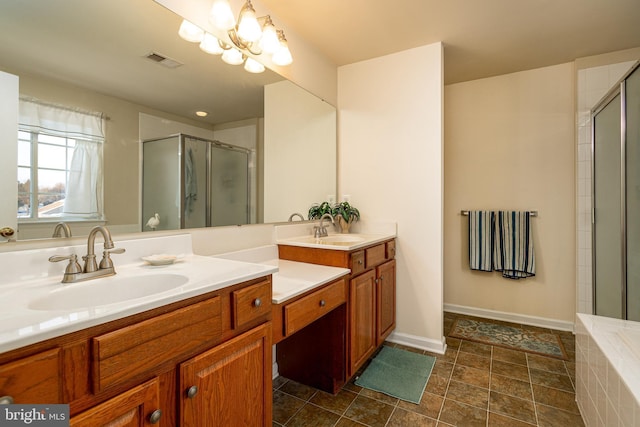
[18,98,105,218]
[64,140,103,216]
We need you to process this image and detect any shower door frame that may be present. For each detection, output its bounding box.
[591,61,640,320]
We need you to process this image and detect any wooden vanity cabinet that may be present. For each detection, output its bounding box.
[278,238,396,379]
[0,276,273,426]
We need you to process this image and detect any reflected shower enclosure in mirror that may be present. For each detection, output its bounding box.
[0,0,336,240]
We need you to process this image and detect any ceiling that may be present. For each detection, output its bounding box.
[260,0,640,84]
[1,0,638,125]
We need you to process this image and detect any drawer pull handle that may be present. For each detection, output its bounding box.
[380,275,384,281]
[187,385,199,398]
[149,409,162,424]
[0,396,14,405]
[254,298,262,307]
[358,260,363,265]
[319,300,326,307]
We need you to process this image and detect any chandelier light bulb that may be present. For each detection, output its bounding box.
[259,17,280,55]
[178,20,204,43]
[236,1,262,43]
[272,33,293,66]
[244,57,265,73]
[200,33,224,55]
[210,0,236,31]
[221,48,245,65]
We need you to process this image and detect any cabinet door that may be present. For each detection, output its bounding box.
[377,260,396,345]
[180,323,272,427]
[349,270,376,375]
[71,378,160,427]
[0,348,61,404]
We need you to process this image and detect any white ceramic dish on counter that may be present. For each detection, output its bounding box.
[141,254,184,265]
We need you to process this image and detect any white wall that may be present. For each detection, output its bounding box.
[338,43,445,352]
[444,63,576,328]
[0,71,18,241]
[264,80,337,222]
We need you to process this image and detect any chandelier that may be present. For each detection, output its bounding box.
[177,0,293,73]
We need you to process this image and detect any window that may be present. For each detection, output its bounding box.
[17,99,105,221]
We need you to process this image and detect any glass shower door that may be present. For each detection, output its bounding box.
[626,66,640,321]
[209,144,249,226]
[593,93,623,319]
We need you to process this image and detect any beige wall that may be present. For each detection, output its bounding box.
[338,43,445,351]
[444,63,576,325]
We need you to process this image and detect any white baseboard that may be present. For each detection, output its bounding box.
[444,303,575,332]
[387,331,447,355]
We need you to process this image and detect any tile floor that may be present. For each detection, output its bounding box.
[272,311,584,427]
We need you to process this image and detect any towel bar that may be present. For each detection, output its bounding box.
[461,210,538,217]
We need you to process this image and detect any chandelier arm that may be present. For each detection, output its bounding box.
[227,29,263,55]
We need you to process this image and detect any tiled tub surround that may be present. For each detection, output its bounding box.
[576,313,640,426]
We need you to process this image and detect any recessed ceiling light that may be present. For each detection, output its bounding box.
[196,111,208,117]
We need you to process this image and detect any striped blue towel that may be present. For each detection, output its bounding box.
[468,211,494,272]
[493,211,535,279]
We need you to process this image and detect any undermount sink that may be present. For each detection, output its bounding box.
[317,235,365,245]
[29,273,189,311]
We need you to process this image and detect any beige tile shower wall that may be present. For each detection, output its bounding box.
[444,63,576,323]
[575,58,637,315]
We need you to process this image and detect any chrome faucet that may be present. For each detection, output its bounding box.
[49,225,125,283]
[313,213,335,238]
[52,222,72,238]
[288,213,305,221]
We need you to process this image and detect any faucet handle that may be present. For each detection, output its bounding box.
[49,254,83,275]
[99,247,125,269]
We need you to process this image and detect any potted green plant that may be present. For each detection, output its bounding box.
[332,201,360,233]
[308,201,334,220]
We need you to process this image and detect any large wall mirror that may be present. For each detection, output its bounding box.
[0,0,336,241]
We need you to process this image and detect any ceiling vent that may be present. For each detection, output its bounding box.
[145,52,183,69]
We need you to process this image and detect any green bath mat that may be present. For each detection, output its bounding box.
[355,346,435,404]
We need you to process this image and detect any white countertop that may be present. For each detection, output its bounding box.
[215,245,350,303]
[276,233,395,251]
[0,235,276,354]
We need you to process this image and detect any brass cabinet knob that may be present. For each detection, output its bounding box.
[187,385,198,399]
[0,227,15,239]
[319,300,326,307]
[149,409,162,424]
[0,396,14,405]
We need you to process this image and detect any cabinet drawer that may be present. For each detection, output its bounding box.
[386,240,396,259]
[92,296,221,393]
[232,279,272,329]
[0,348,61,404]
[365,244,386,268]
[350,251,365,275]
[284,279,346,336]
